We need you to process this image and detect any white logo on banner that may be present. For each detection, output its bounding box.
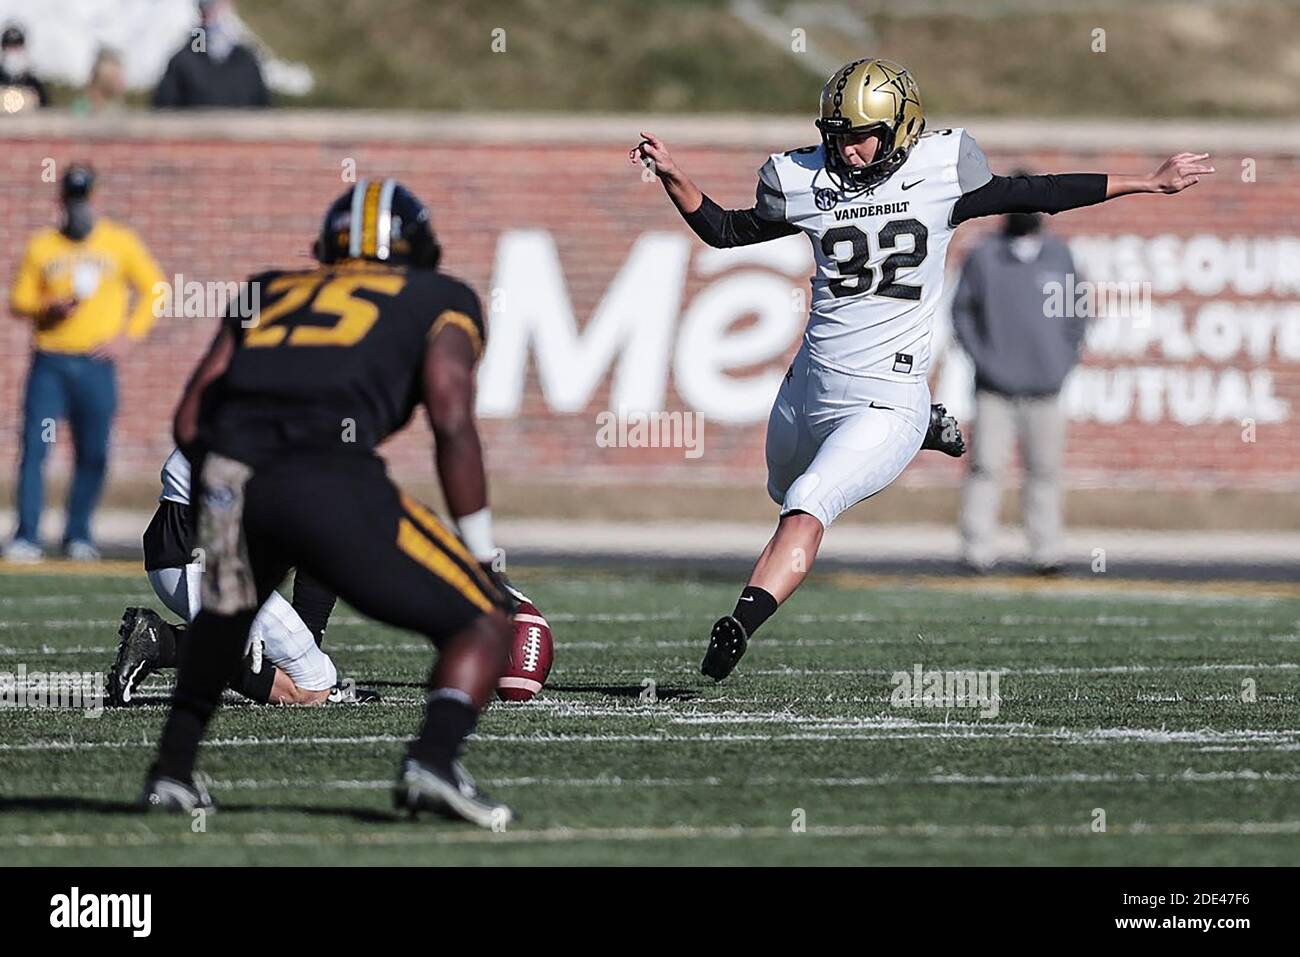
[478,230,1298,426]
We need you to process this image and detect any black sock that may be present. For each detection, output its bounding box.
[154,610,253,782]
[292,571,338,646]
[229,662,278,704]
[409,689,478,772]
[732,586,778,637]
[157,620,183,668]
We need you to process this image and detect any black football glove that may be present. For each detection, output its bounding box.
[922,403,966,457]
[479,556,529,614]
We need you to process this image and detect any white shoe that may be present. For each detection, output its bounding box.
[3,539,43,563]
[64,540,101,561]
[960,553,996,575]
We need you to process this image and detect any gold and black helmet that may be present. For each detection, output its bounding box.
[315,178,441,269]
[816,58,925,189]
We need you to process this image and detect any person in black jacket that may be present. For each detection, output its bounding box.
[0,23,49,109]
[152,0,269,109]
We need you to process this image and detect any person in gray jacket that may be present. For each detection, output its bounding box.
[951,198,1087,573]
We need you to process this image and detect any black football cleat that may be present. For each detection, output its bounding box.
[107,607,175,706]
[922,403,966,457]
[327,681,382,705]
[701,615,749,682]
[394,757,514,829]
[140,772,215,813]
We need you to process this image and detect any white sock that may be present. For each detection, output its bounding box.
[184,562,203,621]
[255,590,338,691]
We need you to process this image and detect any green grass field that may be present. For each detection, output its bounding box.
[1,563,1297,866]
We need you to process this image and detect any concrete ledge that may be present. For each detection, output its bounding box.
[3,109,1299,153]
[7,509,1298,569]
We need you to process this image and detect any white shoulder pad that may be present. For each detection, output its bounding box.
[955,129,993,194]
[767,144,827,223]
[755,156,787,222]
[159,448,192,505]
[906,127,991,194]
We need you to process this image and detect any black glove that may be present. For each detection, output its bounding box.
[479,559,529,614]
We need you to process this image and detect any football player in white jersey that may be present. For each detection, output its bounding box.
[631,57,1213,681]
[106,448,377,706]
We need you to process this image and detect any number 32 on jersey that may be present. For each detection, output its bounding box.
[820,218,928,301]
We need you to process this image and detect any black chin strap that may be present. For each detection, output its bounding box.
[820,131,909,194]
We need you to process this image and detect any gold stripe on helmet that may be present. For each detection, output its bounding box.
[359,180,384,258]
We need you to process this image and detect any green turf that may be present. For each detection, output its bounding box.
[1,566,1297,865]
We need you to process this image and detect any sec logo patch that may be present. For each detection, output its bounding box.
[814,187,839,211]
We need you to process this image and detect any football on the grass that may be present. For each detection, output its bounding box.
[497,601,554,701]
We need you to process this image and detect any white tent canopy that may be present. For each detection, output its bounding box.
[0,0,312,94]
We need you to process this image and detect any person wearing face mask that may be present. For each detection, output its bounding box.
[152,0,269,109]
[6,165,165,563]
[0,23,49,110]
[950,171,1089,574]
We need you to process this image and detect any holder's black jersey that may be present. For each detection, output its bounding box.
[199,261,484,467]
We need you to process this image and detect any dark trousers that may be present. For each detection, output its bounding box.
[14,351,118,545]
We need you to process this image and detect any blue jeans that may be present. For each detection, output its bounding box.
[14,352,118,545]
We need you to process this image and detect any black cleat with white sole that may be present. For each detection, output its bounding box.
[108,607,175,706]
[700,614,748,682]
[922,403,966,457]
[140,772,215,813]
[327,681,382,705]
[394,757,514,829]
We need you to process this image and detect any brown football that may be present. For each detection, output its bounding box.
[496,601,554,702]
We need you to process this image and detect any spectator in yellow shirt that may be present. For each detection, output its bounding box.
[6,165,164,562]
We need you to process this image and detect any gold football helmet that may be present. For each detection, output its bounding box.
[816,58,925,188]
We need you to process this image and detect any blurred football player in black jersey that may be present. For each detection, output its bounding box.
[143,179,519,828]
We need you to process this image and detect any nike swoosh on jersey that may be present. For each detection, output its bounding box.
[902,179,925,190]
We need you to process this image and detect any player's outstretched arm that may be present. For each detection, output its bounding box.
[1104,152,1215,197]
[631,132,704,214]
[952,152,1214,225]
[631,132,798,248]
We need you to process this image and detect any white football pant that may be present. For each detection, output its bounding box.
[766,343,929,528]
[147,563,338,692]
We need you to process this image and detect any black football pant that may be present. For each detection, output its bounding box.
[154,455,507,782]
[143,496,341,702]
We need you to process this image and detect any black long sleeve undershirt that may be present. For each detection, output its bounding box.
[682,194,800,248]
[951,172,1108,226]
[681,172,1108,246]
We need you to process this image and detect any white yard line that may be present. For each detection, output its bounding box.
[176,769,1300,792]
[0,594,154,606]
[5,725,1299,753]
[0,620,123,630]
[553,634,1300,650]
[4,820,1300,851]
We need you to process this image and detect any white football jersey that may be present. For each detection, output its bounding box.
[757,128,993,380]
[159,448,192,506]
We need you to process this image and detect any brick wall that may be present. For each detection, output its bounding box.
[2,113,1297,504]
